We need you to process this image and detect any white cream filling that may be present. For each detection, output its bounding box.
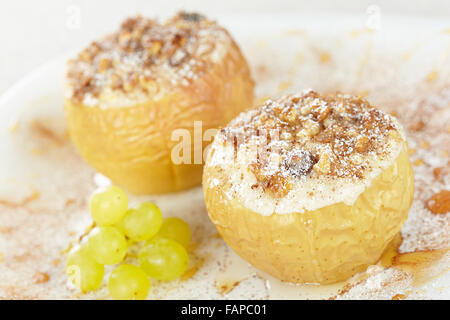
[205,118,406,216]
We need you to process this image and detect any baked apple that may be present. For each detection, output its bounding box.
[65,12,254,194]
[203,90,414,284]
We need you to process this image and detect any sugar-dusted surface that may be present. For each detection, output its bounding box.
[0,14,449,299]
[206,91,407,214]
[65,12,233,108]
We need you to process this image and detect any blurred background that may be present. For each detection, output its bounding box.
[0,0,449,95]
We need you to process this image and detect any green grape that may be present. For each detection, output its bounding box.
[114,218,125,233]
[115,220,136,246]
[139,238,189,281]
[123,202,162,241]
[108,264,150,300]
[156,217,191,247]
[87,226,127,265]
[66,246,104,292]
[89,185,128,225]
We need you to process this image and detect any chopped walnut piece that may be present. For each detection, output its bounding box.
[149,41,162,54]
[314,153,331,174]
[98,58,111,73]
[222,91,401,198]
[426,190,450,214]
[300,105,311,115]
[286,108,299,123]
[296,120,320,139]
[119,31,131,44]
[264,175,293,198]
[78,48,95,62]
[66,12,225,104]
[317,106,331,121]
[304,119,320,136]
[347,128,358,137]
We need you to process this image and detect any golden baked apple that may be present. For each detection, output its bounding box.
[65,12,254,194]
[203,90,414,284]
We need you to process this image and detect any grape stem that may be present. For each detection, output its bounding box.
[61,222,96,255]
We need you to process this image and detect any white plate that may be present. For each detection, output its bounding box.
[0,13,449,299]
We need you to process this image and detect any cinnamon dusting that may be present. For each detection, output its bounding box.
[66,12,231,106]
[215,280,241,295]
[426,190,450,214]
[221,90,400,198]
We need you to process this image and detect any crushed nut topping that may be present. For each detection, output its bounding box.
[66,12,231,105]
[220,90,401,198]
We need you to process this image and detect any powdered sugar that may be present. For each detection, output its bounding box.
[65,13,232,108]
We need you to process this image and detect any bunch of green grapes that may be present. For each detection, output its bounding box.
[66,185,191,300]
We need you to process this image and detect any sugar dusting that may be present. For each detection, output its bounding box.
[0,18,449,299]
[65,13,232,108]
[205,96,406,215]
